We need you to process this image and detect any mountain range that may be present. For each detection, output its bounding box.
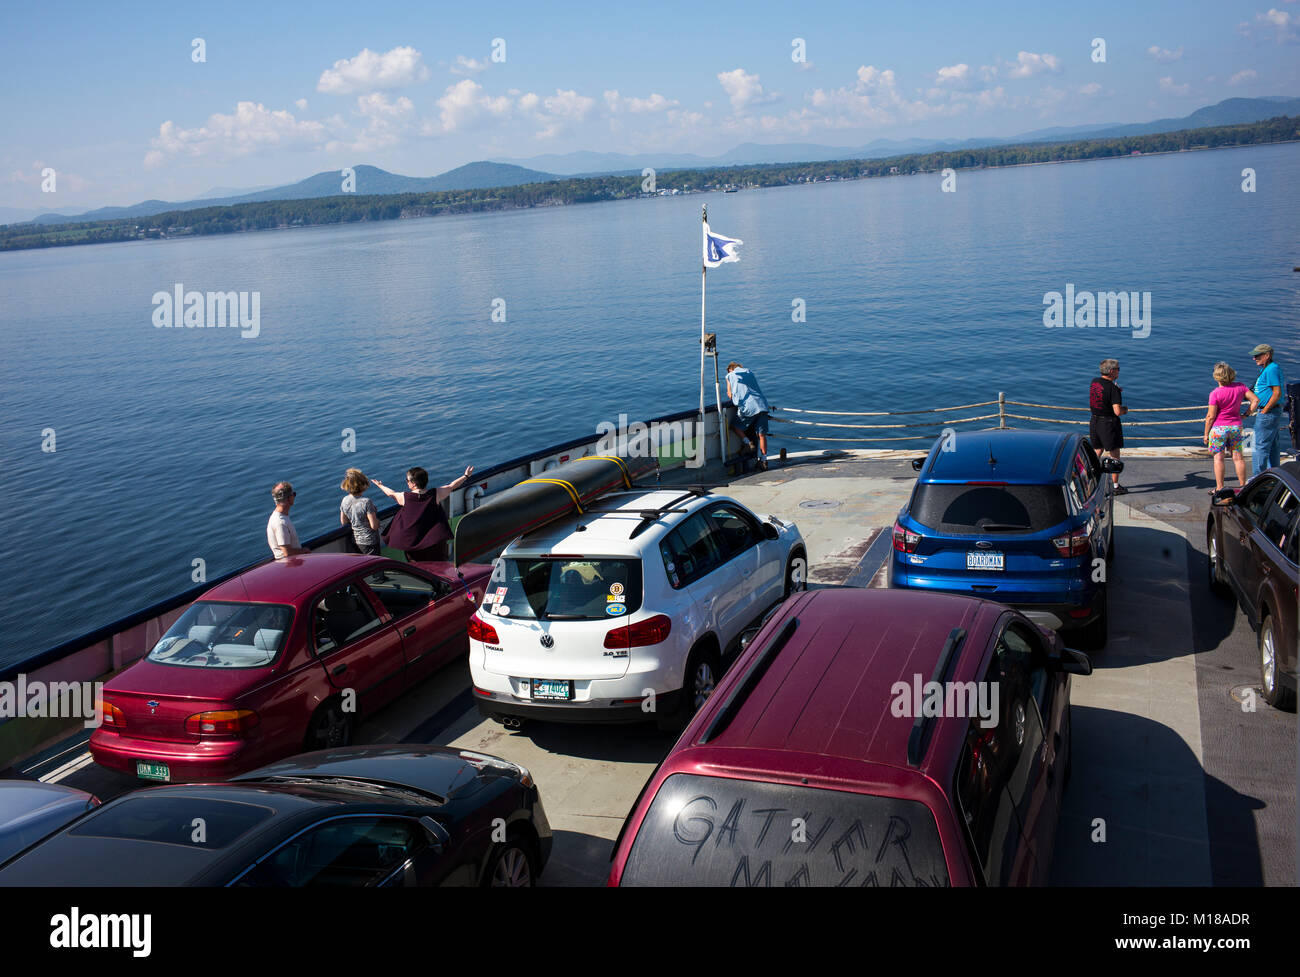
[5,96,1296,226]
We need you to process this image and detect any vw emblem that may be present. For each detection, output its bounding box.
[539,634,555,649]
[147,700,159,714]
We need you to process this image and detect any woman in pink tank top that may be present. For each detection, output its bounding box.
[1203,362,1260,492]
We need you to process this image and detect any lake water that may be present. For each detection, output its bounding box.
[1,142,1297,664]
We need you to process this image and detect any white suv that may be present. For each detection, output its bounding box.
[469,487,806,729]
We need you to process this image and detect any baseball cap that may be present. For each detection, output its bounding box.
[1250,343,1273,357]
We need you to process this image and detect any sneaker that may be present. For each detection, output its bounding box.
[756,458,768,472]
[1113,484,1128,495]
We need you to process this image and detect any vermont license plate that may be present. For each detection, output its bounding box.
[966,551,1005,571]
[530,679,574,701]
[136,760,171,782]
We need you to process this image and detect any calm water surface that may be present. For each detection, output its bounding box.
[1,142,1297,662]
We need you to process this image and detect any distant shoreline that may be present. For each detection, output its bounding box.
[2,116,1296,254]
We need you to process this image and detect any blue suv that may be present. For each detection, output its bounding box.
[888,431,1121,648]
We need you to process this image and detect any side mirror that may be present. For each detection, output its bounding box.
[1211,488,1237,505]
[762,522,779,541]
[911,458,925,472]
[1101,458,1124,474]
[1054,647,1093,676]
[739,626,762,652]
[419,816,449,854]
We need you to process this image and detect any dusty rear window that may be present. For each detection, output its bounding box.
[621,774,949,887]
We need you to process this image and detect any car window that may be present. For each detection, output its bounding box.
[1065,470,1088,513]
[953,635,1044,886]
[313,583,382,654]
[147,601,294,669]
[486,557,642,620]
[362,569,441,620]
[621,774,949,886]
[1260,488,1298,551]
[1285,516,1299,565]
[71,796,274,849]
[911,483,1069,534]
[1079,440,1102,480]
[703,505,760,560]
[233,816,423,886]
[1240,476,1278,522]
[660,514,722,588]
[1073,449,1098,501]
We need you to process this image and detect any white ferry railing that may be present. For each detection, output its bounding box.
[771,392,1209,444]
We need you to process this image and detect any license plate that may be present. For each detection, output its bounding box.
[966,551,1005,571]
[136,760,170,782]
[530,679,573,701]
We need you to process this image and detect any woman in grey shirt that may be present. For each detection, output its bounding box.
[340,468,381,555]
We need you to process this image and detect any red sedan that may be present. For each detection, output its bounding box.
[90,554,492,783]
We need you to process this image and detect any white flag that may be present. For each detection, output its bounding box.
[703,221,743,267]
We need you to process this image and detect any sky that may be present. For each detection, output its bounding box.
[1,0,1297,212]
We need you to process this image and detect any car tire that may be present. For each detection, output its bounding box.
[482,835,538,887]
[657,643,720,732]
[305,700,354,751]
[783,551,808,597]
[1206,524,1231,598]
[1259,614,1297,712]
[1079,586,1108,651]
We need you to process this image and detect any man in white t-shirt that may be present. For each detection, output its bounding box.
[267,481,309,559]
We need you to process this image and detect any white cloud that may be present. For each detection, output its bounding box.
[435,79,512,132]
[527,89,597,139]
[934,63,972,87]
[1078,82,1103,96]
[717,68,779,112]
[294,98,308,111]
[603,90,679,113]
[144,101,329,168]
[1147,45,1184,63]
[1228,68,1259,85]
[1158,76,1191,95]
[450,55,489,76]
[1239,8,1299,42]
[1004,51,1061,79]
[317,46,430,95]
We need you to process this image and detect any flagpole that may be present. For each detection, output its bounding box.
[700,205,707,462]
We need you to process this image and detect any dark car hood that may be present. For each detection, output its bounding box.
[230,744,521,801]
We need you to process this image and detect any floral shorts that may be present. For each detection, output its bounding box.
[1208,425,1242,455]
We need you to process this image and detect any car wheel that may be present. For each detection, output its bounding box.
[658,643,720,731]
[1079,587,1108,651]
[1259,615,1297,711]
[483,837,537,887]
[305,700,354,751]
[1206,525,1231,597]
[783,551,808,597]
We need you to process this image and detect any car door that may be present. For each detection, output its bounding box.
[231,814,442,886]
[1074,443,1109,561]
[359,568,464,684]
[309,580,406,714]
[1257,486,1299,639]
[659,513,733,643]
[1223,475,1279,617]
[700,503,772,629]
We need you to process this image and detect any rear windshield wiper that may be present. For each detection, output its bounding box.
[977,523,1031,532]
[540,613,589,620]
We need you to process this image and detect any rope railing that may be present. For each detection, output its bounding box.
[765,391,1212,447]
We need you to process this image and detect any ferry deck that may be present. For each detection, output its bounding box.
[9,447,1298,886]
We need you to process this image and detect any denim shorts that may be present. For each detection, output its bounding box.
[744,412,770,437]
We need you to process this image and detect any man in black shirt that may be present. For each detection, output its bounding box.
[1089,358,1129,494]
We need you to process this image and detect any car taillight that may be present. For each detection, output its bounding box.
[468,614,500,644]
[1052,527,1091,557]
[185,709,260,737]
[97,700,124,727]
[892,521,921,554]
[604,614,672,649]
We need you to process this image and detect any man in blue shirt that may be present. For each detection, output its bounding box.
[1250,343,1285,476]
[726,361,773,471]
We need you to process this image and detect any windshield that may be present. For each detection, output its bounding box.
[483,557,642,620]
[622,774,949,887]
[147,601,295,669]
[910,483,1068,535]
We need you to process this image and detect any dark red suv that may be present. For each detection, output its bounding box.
[608,588,1091,886]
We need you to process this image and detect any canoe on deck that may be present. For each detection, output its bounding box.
[453,453,659,565]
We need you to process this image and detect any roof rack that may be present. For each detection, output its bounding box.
[699,616,799,744]
[627,487,713,539]
[906,627,967,768]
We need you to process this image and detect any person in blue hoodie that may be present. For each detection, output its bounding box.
[726,361,773,471]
